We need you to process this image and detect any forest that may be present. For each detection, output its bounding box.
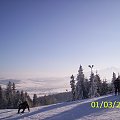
[0,65,117,109]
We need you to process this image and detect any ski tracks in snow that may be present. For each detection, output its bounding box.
[0,94,120,120]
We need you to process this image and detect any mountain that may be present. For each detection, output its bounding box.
[0,94,120,120]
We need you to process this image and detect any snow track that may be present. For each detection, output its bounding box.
[0,94,120,120]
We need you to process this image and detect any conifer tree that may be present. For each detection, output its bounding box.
[12,82,16,94]
[6,81,13,108]
[12,83,16,108]
[33,94,38,107]
[89,73,98,98]
[0,85,3,99]
[1,86,8,108]
[70,75,76,101]
[14,90,21,108]
[76,65,85,99]
[0,82,33,108]
[94,72,102,96]
[0,86,4,108]
[101,79,108,95]
[83,78,89,98]
[111,72,116,92]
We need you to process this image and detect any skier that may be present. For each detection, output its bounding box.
[18,101,30,113]
[114,77,120,95]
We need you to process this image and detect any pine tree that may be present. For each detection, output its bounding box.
[0,86,8,108]
[112,72,116,83]
[6,81,13,108]
[14,90,21,108]
[94,72,102,96]
[0,82,33,108]
[0,86,3,108]
[76,65,85,99]
[111,72,116,93]
[83,78,89,98]
[11,82,16,107]
[89,73,98,98]
[12,82,16,91]
[0,85,3,99]
[70,75,76,101]
[101,79,108,95]
[33,94,38,107]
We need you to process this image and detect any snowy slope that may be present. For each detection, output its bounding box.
[0,94,120,120]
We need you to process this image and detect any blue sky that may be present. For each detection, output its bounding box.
[1,0,120,79]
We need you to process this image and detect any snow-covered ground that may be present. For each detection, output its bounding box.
[1,94,120,120]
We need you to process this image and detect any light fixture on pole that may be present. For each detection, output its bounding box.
[88,65,94,74]
[88,65,94,97]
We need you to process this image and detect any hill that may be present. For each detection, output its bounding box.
[0,94,120,120]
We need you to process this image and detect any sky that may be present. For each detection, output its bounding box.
[1,0,120,79]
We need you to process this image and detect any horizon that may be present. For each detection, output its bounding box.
[0,66,120,82]
[1,0,120,79]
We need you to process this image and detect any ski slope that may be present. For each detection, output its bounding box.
[0,94,120,120]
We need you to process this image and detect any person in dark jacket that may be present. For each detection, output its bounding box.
[114,77,120,95]
[18,101,30,113]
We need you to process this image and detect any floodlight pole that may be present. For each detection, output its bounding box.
[88,65,94,74]
[88,65,94,97]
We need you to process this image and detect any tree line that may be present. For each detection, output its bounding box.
[70,65,116,101]
[0,81,38,109]
[0,65,117,109]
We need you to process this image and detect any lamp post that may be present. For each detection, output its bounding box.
[88,65,94,74]
[88,65,94,97]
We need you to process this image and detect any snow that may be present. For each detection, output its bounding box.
[0,94,120,120]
